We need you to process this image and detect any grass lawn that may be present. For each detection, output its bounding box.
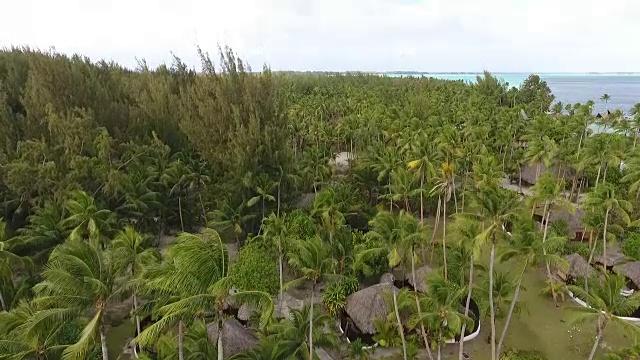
[106,321,135,360]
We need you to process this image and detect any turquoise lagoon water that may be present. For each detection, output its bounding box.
[386,73,640,114]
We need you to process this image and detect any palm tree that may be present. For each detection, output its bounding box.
[0,301,75,359]
[414,275,471,360]
[529,173,572,306]
[275,164,300,217]
[569,273,640,360]
[496,216,567,358]
[33,240,120,360]
[431,161,456,280]
[13,202,65,261]
[110,226,159,351]
[452,218,483,360]
[61,191,115,248]
[312,186,347,245]
[345,339,373,360]
[266,305,338,359]
[246,173,277,222]
[0,220,27,312]
[407,132,437,225]
[583,184,632,268]
[286,236,338,360]
[621,152,640,199]
[208,198,255,248]
[601,93,611,111]
[136,229,272,360]
[466,186,520,360]
[260,214,289,314]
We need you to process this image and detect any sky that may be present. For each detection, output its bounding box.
[2,0,639,72]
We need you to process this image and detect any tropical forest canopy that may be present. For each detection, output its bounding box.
[2,46,640,360]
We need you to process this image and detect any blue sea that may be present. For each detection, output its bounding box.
[386,73,640,114]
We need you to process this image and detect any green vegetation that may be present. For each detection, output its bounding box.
[2,47,640,360]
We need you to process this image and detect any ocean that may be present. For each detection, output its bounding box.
[386,73,640,114]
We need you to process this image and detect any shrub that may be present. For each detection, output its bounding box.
[323,276,359,316]
[562,241,590,259]
[622,233,640,260]
[229,241,279,295]
[284,210,317,241]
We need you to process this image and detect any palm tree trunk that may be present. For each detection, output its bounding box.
[497,268,525,358]
[0,291,6,311]
[277,182,281,217]
[489,233,497,360]
[603,208,610,268]
[217,317,224,360]
[198,193,207,226]
[442,197,448,281]
[588,318,604,360]
[586,232,598,293]
[178,197,184,232]
[459,255,474,360]
[420,172,426,263]
[437,333,442,360]
[309,282,316,360]
[595,164,602,187]
[262,197,265,221]
[278,252,284,315]
[389,176,393,212]
[392,288,407,360]
[178,320,184,360]
[542,203,558,307]
[133,294,141,355]
[100,323,109,360]
[430,196,441,264]
[634,132,638,149]
[412,249,434,360]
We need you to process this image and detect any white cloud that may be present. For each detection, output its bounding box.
[1,0,638,71]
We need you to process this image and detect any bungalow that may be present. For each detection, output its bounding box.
[613,261,640,291]
[534,207,588,241]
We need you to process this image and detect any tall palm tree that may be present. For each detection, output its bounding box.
[246,173,277,222]
[312,186,347,245]
[408,132,437,225]
[529,173,572,306]
[0,220,28,312]
[110,226,159,351]
[266,305,338,359]
[61,191,115,248]
[260,214,289,314]
[286,236,338,360]
[414,275,471,360]
[583,184,632,268]
[465,186,520,360]
[496,216,567,358]
[569,273,640,360]
[630,102,640,149]
[13,202,65,261]
[208,198,255,248]
[431,161,456,280]
[620,151,640,199]
[452,218,483,360]
[136,229,271,360]
[34,240,120,360]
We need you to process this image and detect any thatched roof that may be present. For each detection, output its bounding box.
[207,318,258,357]
[520,162,574,186]
[239,294,304,321]
[549,207,584,233]
[346,283,397,334]
[596,247,626,267]
[406,265,433,293]
[564,253,595,279]
[614,261,640,287]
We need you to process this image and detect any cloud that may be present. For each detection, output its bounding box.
[1,0,638,72]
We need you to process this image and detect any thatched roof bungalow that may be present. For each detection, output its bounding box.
[595,247,626,268]
[207,318,258,357]
[614,261,640,290]
[406,265,433,293]
[533,206,587,241]
[563,253,596,281]
[345,283,397,334]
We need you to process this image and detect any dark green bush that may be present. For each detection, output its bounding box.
[562,241,590,258]
[323,276,359,316]
[229,241,279,295]
[622,233,640,260]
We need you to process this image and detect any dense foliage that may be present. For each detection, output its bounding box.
[2,46,640,360]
